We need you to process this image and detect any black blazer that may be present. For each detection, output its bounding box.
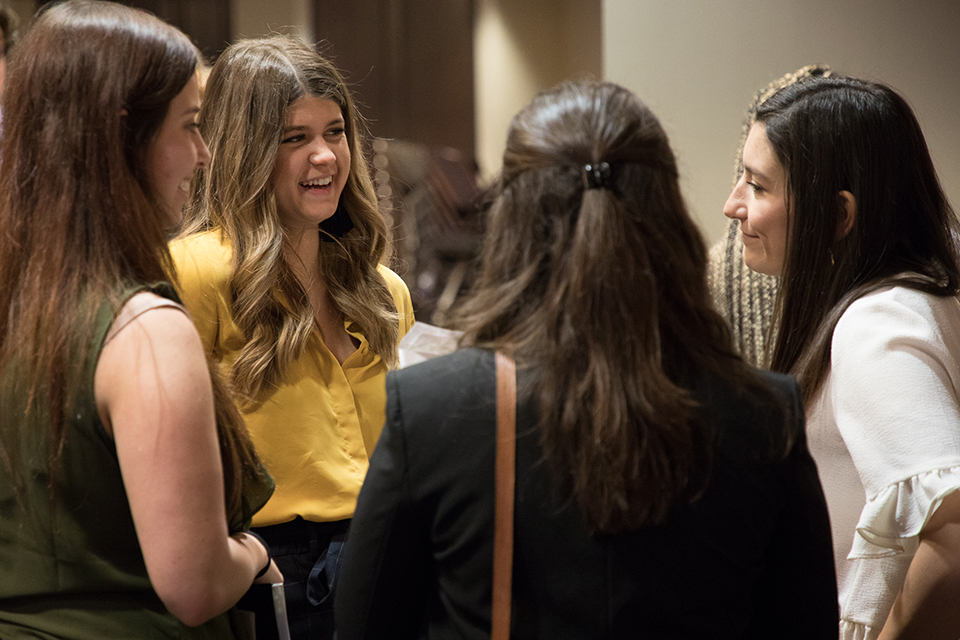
[336,348,837,639]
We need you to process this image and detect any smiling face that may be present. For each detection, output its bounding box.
[270,95,351,234]
[144,74,210,227]
[723,123,790,276]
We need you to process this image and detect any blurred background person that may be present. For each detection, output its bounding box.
[0,2,278,638]
[336,79,837,639]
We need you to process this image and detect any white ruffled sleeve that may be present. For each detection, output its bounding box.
[854,465,960,557]
[829,288,960,559]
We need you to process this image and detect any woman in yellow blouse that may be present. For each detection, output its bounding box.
[170,36,414,640]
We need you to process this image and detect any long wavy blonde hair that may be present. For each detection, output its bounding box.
[180,36,399,402]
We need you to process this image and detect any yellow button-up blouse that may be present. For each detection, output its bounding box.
[170,230,415,526]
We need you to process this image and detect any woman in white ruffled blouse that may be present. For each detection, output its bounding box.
[724,75,960,640]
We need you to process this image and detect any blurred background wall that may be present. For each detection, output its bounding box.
[605,0,960,243]
[14,0,960,248]
[473,0,602,182]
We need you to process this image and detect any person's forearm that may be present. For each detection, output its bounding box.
[153,531,268,627]
[878,492,960,640]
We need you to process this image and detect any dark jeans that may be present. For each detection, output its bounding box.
[252,517,350,640]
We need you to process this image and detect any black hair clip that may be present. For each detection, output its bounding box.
[319,201,354,242]
[583,162,612,190]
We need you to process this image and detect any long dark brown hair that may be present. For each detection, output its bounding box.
[760,77,960,402]
[0,0,261,519]
[180,36,399,403]
[454,80,778,533]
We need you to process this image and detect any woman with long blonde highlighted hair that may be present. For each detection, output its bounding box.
[172,35,414,639]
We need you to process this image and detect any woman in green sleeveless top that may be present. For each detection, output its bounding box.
[0,2,279,637]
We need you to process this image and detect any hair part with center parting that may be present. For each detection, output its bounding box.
[180,36,399,403]
[453,80,783,533]
[758,76,960,402]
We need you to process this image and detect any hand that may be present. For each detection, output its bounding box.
[234,531,284,586]
[254,559,284,585]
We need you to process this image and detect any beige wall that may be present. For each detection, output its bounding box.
[604,0,960,244]
[8,0,33,29]
[474,0,602,183]
[231,0,312,40]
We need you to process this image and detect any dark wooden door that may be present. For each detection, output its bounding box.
[37,0,232,61]
[313,0,475,162]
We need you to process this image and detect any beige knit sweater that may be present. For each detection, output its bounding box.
[707,220,778,367]
[707,64,832,367]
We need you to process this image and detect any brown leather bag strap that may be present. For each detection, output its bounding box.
[492,351,516,640]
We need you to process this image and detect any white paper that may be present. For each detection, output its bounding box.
[398,322,464,368]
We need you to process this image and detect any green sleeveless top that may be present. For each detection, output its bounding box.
[0,283,274,639]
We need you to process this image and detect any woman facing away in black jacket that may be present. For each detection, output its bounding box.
[335,79,838,639]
